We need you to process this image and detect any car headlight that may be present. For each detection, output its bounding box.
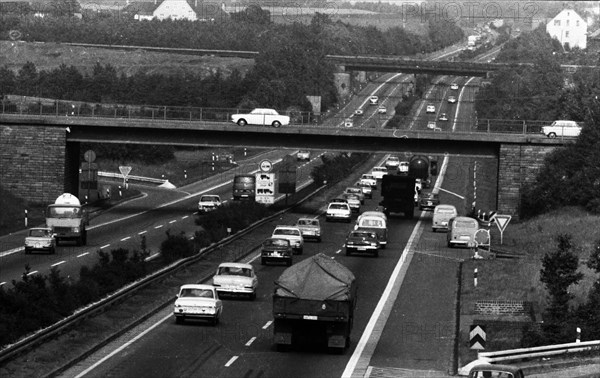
[73,227,80,233]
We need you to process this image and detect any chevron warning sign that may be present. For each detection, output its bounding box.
[470,325,486,350]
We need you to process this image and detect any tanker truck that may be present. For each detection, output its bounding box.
[408,155,431,188]
[272,253,356,352]
[46,193,88,246]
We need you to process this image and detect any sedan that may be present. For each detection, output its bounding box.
[231,108,289,127]
[439,113,448,121]
[450,83,459,90]
[342,193,361,213]
[173,284,223,325]
[447,96,457,104]
[360,173,377,188]
[419,192,440,211]
[356,181,373,199]
[326,202,352,222]
[377,105,387,114]
[212,262,257,300]
[354,109,364,116]
[345,230,380,257]
[426,104,435,113]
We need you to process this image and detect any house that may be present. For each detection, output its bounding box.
[546,9,587,50]
[124,0,221,21]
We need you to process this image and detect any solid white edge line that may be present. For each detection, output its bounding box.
[74,313,173,378]
[224,356,239,367]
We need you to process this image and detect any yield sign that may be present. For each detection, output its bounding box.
[494,215,512,233]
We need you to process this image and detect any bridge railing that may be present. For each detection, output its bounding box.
[1,97,552,136]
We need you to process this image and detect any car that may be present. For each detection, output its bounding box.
[354,213,388,248]
[415,178,423,192]
[371,166,388,180]
[468,363,524,378]
[369,95,379,105]
[450,83,459,90]
[385,156,400,169]
[357,210,387,223]
[354,109,364,116]
[377,105,387,114]
[432,204,458,232]
[426,104,435,113]
[272,226,304,254]
[398,161,409,174]
[344,186,365,204]
[326,202,352,222]
[330,197,348,205]
[344,118,354,127]
[198,194,222,213]
[173,284,223,325]
[541,120,581,138]
[297,150,311,161]
[345,230,380,257]
[439,113,448,121]
[24,227,56,254]
[418,192,440,211]
[231,108,290,127]
[356,180,373,199]
[295,217,322,242]
[261,237,293,266]
[360,173,377,189]
[447,216,479,248]
[427,121,438,129]
[342,193,361,213]
[447,96,457,104]
[212,262,258,300]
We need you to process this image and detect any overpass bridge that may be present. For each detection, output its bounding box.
[0,112,568,219]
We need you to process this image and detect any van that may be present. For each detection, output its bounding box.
[232,174,256,200]
[354,214,387,248]
[432,204,457,232]
[447,216,478,248]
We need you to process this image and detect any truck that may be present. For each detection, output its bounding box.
[408,155,431,188]
[272,253,357,352]
[232,174,256,201]
[46,193,88,246]
[379,174,416,219]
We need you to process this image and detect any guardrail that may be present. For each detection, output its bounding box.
[97,171,167,184]
[458,340,600,375]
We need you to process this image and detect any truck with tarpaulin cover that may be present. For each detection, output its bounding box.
[46,193,88,245]
[272,253,357,352]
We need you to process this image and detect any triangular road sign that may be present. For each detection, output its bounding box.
[494,215,512,233]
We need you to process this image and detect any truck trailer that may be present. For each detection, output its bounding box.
[273,253,356,352]
[379,174,416,219]
[408,155,431,188]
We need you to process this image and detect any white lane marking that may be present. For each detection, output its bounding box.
[248,253,260,263]
[245,337,257,346]
[154,225,163,229]
[336,249,342,254]
[224,356,239,367]
[0,282,5,286]
[181,215,189,220]
[438,187,465,199]
[144,253,160,262]
[169,220,176,224]
[74,313,173,378]
[27,270,38,276]
[77,252,89,258]
[100,244,110,249]
[138,231,147,235]
[51,261,66,267]
[452,76,477,132]
[343,156,450,378]
[262,320,273,329]
[121,237,131,242]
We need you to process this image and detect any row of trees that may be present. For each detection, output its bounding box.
[523,234,600,345]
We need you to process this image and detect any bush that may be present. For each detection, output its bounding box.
[310,153,369,186]
[160,230,196,264]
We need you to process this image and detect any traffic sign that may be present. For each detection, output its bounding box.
[469,325,486,350]
[119,166,132,178]
[494,215,511,232]
[84,150,96,163]
[255,173,275,204]
[259,160,273,173]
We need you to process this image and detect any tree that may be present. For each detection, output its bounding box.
[575,239,600,340]
[540,234,583,343]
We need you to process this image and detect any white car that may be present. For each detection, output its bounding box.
[450,83,459,90]
[344,186,365,204]
[326,202,352,222]
[344,118,354,127]
[377,105,387,114]
[295,217,322,242]
[354,109,364,116]
[297,150,311,161]
[173,284,223,325]
[369,95,379,105]
[360,173,377,188]
[212,262,258,300]
[342,193,361,213]
[385,156,400,169]
[356,180,373,198]
[24,227,56,254]
[198,194,222,213]
[231,108,290,127]
[399,161,409,174]
[371,166,388,180]
[272,225,304,254]
[447,96,457,104]
[427,121,437,129]
[439,113,448,121]
[541,120,581,138]
[426,104,435,113]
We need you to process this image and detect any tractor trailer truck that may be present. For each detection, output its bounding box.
[273,253,356,352]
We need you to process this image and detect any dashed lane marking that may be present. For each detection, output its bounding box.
[245,337,257,346]
[263,320,273,329]
[154,225,163,229]
[121,237,131,241]
[100,244,110,249]
[77,252,89,257]
[138,231,147,235]
[51,261,66,267]
[169,220,176,224]
[27,270,38,276]
[224,356,238,367]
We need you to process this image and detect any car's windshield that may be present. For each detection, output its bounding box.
[218,266,252,277]
[351,231,374,238]
[360,218,384,228]
[48,205,81,218]
[200,196,218,202]
[437,208,456,214]
[455,220,477,228]
[274,229,300,236]
[330,204,348,210]
[29,229,51,237]
[180,288,214,298]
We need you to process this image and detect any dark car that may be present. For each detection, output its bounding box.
[261,237,293,266]
[419,192,440,211]
[345,230,380,257]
